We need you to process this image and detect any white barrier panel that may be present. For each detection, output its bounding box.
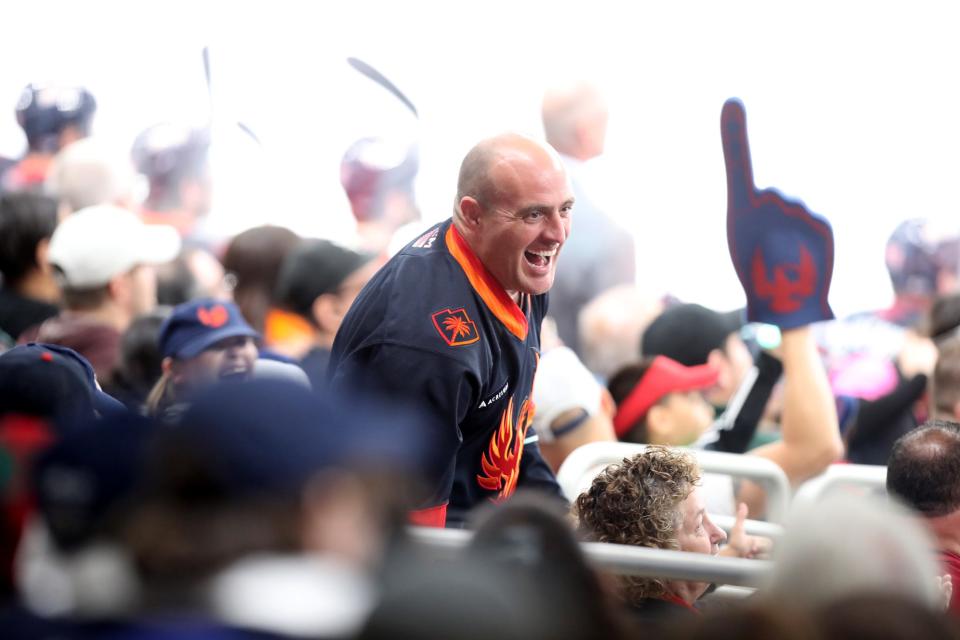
[556,441,792,524]
[792,463,887,506]
[408,526,771,588]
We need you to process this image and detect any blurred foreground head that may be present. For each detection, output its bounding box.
[764,493,942,609]
[222,225,299,332]
[884,219,960,329]
[126,378,438,584]
[340,137,420,253]
[541,80,608,161]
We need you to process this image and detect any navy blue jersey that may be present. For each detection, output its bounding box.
[329,219,562,526]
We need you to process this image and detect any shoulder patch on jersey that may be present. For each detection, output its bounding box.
[412,226,440,249]
[431,307,480,347]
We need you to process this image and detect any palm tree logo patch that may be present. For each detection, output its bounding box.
[431,308,480,346]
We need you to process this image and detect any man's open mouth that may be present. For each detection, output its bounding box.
[524,248,557,268]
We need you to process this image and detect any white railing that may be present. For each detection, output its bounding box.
[792,463,887,506]
[408,526,770,588]
[556,441,792,524]
[405,457,888,594]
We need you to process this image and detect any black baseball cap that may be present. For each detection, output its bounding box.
[275,239,375,319]
[641,303,745,366]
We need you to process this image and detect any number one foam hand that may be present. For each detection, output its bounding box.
[722,99,835,330]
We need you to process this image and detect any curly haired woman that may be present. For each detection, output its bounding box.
[573,446,730,618]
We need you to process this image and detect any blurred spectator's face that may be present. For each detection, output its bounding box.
[672,486,726,601]
[656,391,714,446]
[186,248,230,300]
[707,334,754,406]
[127,264,158,316]
[332,259,381,322]
[583,102,609,158]
[172,336,257,388]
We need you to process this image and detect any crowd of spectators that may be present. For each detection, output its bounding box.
[2,79,960,639]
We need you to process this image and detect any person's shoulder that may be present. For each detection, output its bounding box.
[940,549,960,569]
[366,222,461,290]
[628,596,700,621]
[335,250,488,367]
[0,288,59,341]
[397,221,448,256]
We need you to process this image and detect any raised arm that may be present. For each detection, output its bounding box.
[720,98,843,514]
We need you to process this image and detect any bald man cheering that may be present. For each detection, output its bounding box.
[329,133,573,527]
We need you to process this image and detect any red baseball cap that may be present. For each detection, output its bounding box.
[613,356,719,438]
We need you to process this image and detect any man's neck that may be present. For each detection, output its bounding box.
[451,217,520,304]
[15,270,60,304]
[926,511,960,556]
[68,303,130,333]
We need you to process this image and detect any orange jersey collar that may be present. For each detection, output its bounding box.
[445,224,528,341]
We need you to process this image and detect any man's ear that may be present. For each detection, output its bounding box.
[161,356,178,382]
[311,293,339,333]
[35,237,51,273]
[458,196,484,228]
[107,272,130,305]
[599,387,617,420]
[952,401,960,423]
[706,347,730,385]
[706,348,726,370]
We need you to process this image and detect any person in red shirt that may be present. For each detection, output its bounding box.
[886,419,960,614]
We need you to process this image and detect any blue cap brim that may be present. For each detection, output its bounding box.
[174,327,261,359]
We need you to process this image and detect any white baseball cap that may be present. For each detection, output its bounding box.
[48,205,181,288]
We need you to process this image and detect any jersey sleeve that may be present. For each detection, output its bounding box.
[518,437,566,503]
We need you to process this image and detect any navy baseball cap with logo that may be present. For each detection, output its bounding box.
[0,343,126,421]
[159,298,259,360]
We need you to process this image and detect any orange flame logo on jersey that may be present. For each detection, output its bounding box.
[476,396,535,501]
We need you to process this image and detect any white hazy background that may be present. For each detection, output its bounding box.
[2,0,959,318]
